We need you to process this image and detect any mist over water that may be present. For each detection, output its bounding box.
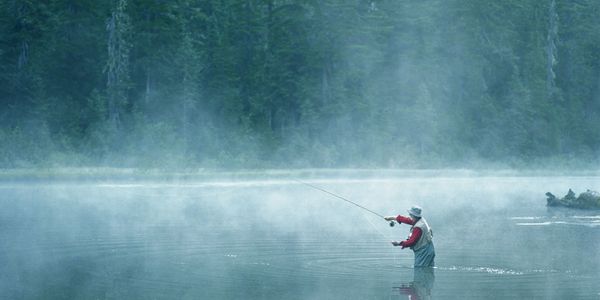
[1,172,599,299]
[2,1,600,299]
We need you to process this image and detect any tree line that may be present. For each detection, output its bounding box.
[1,0,599,169]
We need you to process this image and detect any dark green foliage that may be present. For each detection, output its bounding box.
[1,0,599,169]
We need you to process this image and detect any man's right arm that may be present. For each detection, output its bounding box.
[384,215,415,225]
[396,215,415,225]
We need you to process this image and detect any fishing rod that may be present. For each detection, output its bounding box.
[294,179,396,227]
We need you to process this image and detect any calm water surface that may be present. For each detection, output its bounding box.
[1,174,599,299]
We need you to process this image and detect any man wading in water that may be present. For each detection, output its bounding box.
[385,206,435,267]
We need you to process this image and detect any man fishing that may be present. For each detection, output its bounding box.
[385,205,435,267]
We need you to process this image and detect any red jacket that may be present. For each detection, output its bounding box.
[396,215,422,248]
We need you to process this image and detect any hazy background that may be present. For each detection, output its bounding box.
[1,0,600,169]
[3,2,600,298]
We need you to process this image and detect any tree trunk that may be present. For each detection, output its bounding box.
[106,0,130,129]
[17,41,28,70]
[546,0,558,96]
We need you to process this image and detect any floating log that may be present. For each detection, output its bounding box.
[546,189,600,209]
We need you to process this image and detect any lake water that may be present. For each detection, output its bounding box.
[1,173,599,299]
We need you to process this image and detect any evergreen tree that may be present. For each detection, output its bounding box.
[0,0,599,168]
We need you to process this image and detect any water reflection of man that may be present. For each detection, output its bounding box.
[394,267,435,300]
[384,205,435,267]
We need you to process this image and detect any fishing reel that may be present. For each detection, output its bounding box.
[389,221,395,227]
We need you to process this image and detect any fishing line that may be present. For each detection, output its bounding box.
[361,213,394,241]
[294,179,396,227]
[295,179,400,265]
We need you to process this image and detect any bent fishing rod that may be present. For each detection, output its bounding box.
[294,179,396,227]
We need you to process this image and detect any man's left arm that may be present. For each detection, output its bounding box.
[392,227,422,248]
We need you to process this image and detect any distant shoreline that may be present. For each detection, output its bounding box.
[1,168,600,182]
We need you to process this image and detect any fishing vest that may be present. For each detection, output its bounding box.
[410,217,433,251]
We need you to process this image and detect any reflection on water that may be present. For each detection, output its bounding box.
[394,267,435,300]
[0,175,599,299]
[512,214,600,227]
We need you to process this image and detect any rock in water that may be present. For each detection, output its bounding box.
[546,189,600,209]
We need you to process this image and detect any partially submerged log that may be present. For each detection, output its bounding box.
[546,189,600,209]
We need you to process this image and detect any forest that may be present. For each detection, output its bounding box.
[1,0,599,169]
